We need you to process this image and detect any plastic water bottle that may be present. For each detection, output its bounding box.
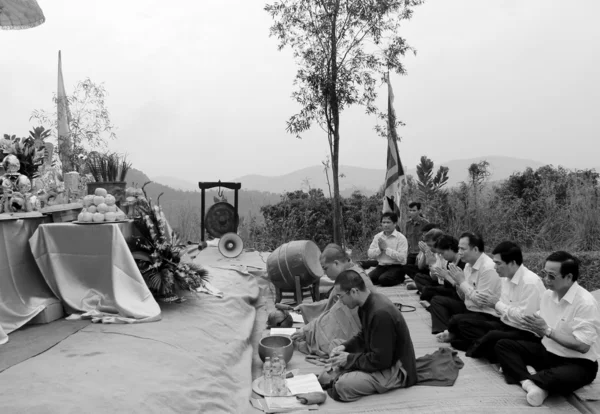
[279,354,287,394]
[271,355,283,395]
[263,357,273,394]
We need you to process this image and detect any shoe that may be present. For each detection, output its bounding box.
[419,300,430,309]
[406,282,417,290]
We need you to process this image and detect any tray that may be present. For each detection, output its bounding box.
[72,220,131,225]
[252,375,292,397]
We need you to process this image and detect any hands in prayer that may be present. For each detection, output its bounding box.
[378,238,387,251]
[328,345,348,369]
[522,314,549,337]
[448,263,466,285]
[474,291,499,308]
[418,241,430,254]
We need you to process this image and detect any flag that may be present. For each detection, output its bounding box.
[382,74,405,215]
[57,50,72,172]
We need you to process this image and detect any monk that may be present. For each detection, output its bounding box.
[291,244,376,356]
[322,269,417,402]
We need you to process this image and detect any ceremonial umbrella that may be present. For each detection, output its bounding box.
[0,0,45,30]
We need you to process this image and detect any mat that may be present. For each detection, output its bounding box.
[0,257,261,414]
[249,281,582,413]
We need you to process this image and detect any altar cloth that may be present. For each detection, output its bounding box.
[29,223,161,322]
[0,216,57,345]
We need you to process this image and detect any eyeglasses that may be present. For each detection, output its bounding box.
[540,271,557,281]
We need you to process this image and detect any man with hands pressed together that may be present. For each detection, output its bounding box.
[494,251,600,407]
[321,269,417,402]
[451,241,546,360]
[367,212,408,287]
[431,232,501,347]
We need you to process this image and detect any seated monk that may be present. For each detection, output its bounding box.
[495,251,600,407]
[322,269,417,402]
[291,244,376,356]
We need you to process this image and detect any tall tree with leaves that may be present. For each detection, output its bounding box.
[415,155,449,206]
[30,78,117,174]
[265,0,422,244]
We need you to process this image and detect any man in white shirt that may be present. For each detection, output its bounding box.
[366,212,408,287]
[450,241,546,361]
[495,251,600,407]
[432,232,502,348]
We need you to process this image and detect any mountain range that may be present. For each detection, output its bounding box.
[152,155,546,196]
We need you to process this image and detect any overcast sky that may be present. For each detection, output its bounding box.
[1,0,599,181]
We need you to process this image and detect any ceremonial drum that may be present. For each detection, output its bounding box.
[267,240,324,304]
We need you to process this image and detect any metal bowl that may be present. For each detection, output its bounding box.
[258,335,294,364]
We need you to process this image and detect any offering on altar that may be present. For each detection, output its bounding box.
[0,155,36,213]
[77,187,127,222]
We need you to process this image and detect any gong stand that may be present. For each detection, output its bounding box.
[198,181,241,242]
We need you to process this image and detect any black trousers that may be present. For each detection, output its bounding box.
[454,318,540,362]
[495,339,598,394]
[447,312,500,351]
[368,264,406,287]
[414,273,459,302]
[428,295,467,334]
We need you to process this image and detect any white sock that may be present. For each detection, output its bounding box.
[521,380,548,407]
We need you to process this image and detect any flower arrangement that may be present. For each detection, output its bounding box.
[130,182,209,302]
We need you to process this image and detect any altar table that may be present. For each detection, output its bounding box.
[0,216,58,345]
[29,222,161,322]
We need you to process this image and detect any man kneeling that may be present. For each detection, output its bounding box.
[323,269,417,402]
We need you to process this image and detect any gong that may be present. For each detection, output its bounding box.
[205,201,239,238]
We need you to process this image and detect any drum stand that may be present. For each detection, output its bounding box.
[275,276,321,305]
[198,181,241,242]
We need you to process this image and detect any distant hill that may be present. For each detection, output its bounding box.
[226,155,546,194]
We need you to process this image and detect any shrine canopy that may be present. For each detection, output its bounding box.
[0,0,45,30]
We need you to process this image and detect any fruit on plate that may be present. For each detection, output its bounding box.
[92,212,105,222]
[115,211,126,221]
[96,203,109,213]
[104,211,117,222]
[83,195,95,207]
[107,204,117,213]
[94,188,108,197]
[81,211,93,222]
[93,195,105,206]
[105,194,116,206]
[88,205,97,213]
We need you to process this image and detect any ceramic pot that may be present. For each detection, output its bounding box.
[258,335,294,364]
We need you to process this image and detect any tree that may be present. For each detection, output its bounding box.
[415,155,449,206]
[30,78,117,173]
[265,0,422,245]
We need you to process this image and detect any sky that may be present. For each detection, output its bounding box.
[1,0,599,181]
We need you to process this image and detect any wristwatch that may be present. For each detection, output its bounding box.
[544,326,553,338]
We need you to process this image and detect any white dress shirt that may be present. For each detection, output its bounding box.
[367,230,408,265]
[540,282,600,362]
[459,253,502,316]
[494,265,546,331]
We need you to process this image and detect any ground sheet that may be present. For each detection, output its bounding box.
[0,247,261,413]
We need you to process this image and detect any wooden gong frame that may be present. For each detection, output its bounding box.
[198,181,242,242]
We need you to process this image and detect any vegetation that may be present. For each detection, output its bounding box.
[235,163,600,292]
[86,152,131,182]
[30,78,117,173]
[265,0,422,245]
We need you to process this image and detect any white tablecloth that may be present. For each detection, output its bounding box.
[29,223,161,323]
[0,217,58,345]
